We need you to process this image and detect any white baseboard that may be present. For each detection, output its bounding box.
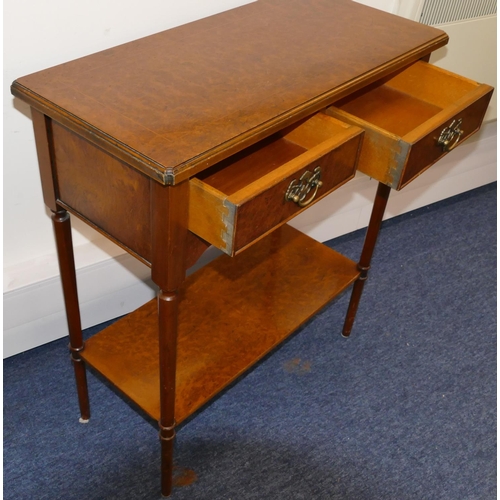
[3,254,155,358]
[3,121,496,358]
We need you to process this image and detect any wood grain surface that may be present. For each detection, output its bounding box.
[81,224,360,423]
[53,121,152,260]
[12,0,447,184]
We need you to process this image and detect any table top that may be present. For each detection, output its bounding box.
[12,0,447,184]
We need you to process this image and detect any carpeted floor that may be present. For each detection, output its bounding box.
[4,182,496,499]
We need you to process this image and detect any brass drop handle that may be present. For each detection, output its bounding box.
[285,166,323,208]
[437,118,464,152]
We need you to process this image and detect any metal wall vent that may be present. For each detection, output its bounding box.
[420,0,496,25]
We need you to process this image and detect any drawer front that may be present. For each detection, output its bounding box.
[189,114,363,255]
[232,134,362,253]
[326,62,493,190]
[400,89,493,188]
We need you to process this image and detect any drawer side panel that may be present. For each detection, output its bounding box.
[325,106,406,188]
[188,179,233,253]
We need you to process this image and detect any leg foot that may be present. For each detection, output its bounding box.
[160,422,176,497]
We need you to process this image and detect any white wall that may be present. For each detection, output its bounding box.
[4,0,496,357]
[4,0,255,288]
[353,0,399,12]
[428,16,497,122]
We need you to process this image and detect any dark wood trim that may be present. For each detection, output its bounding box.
[31,109,58,211]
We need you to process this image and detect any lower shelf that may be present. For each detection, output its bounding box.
[81,224,359,424]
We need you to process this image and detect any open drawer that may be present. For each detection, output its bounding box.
[326,61,493,190]
[188,113,363,256]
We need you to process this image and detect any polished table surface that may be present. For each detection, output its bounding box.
[12,0,447,185]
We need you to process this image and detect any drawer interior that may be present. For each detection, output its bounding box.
[195,113,351,194]
[189,112,361,255]
[333,61,479,136]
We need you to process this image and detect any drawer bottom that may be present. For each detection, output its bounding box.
[81,224,360,423]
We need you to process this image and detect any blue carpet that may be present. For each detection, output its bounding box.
[4,182,496,499]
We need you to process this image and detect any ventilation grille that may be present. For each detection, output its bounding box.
[420,0,497,25]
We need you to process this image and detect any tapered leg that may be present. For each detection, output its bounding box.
[52,208,90,421]
[342,182,391,337]
[158,290,179,497]
[150,181,190,497]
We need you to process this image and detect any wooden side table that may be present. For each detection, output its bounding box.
[11,0,492,496]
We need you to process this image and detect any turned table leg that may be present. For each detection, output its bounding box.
[52,208,90,422]
[158,290,180,497]
[342,182,391,338]
[151,181,189,497]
